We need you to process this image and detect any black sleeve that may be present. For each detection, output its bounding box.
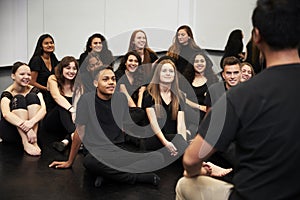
[28,56,42,72]
[142,91,154,108]
[150,52,158,63]
[1,91,13,100]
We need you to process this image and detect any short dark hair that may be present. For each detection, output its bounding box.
[252,0,300,50]
[222,56,241,69]
[93,66,114,81]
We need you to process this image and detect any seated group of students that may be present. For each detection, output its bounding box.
[0,25,255,188]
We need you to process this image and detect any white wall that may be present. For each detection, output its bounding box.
[0,0,256,67]
[0,0,27,66]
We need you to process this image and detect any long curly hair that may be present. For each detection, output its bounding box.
[116,51,143,87]
[183,51,219,86]
[83,33,114,66]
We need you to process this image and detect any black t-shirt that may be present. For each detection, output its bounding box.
[198,63,300,199]
[142,90,185,135]
[191,84,208,106]
[76,91,127,149]
[28,54,59,87]
[115,69,141,104]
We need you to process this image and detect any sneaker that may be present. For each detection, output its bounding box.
[52,141,67,152]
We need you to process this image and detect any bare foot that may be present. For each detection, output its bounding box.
[206,162,233,177]
[23,142,41,156]
[33,143,42,154]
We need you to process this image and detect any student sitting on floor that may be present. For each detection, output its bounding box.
[0,62,46,156]
[49,66,162,187]
[43,56,83,152]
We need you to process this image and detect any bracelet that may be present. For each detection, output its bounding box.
[67,106,73,111]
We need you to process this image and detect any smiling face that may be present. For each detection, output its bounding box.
[194,54,206,74]
[12,65,31,87]
[125,55,139,73]
[94,69,116,100]
[90,37,103,53]
[42,37,55,54]
[222,64,241,89]
[63,61,78,81]
[133,31,146,49]
[177,29,190,45]
[160,63,175,84]
[240,64,253,82]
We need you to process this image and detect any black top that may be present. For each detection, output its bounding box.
[28,54,59,87]
[142,90,185,135]
[147,51,158,63]
[115,69,141,104]
[191,84,208,106]
[199,63,300,200]
[76,91,127,149]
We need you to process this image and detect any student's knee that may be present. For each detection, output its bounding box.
[176,177,191,200]
[176,176,233,200]
[25,93,40,106]
[11,95,27,110]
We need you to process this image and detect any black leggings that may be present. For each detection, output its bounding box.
[43,105,75,139]
[0,93,40,143]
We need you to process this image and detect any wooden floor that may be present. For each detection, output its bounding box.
[0,67,183,200]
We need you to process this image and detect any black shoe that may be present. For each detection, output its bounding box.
[52,141,67,152]
[94,176,104,188]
